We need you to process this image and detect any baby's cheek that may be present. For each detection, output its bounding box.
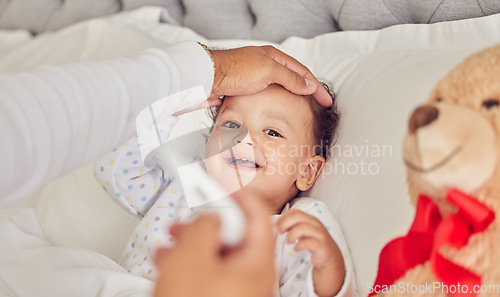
[205,132,221,159]
[262,139,278,155]
[204,154,255,195]
[204,156,219,179]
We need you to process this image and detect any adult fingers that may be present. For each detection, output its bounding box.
[153,215,224,297]
[265,46,333,107]
[153,246,171,267]
[173,98,222,116]
[270,61,332,107]
[169,223,185,238]
[230,194,277,293]
[201,97,223,108]
[231,194,275,260]
[174,214,222,258]
[311,83,333,107]
[267,46,315,82]
[269,61,316,94]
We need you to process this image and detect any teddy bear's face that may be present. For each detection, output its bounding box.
[403,45,500,210]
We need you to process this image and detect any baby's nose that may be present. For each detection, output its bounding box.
[236,133,254,147]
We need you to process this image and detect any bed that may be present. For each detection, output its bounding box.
[1,1,500,296]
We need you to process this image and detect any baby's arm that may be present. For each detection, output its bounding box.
[94,116,179,217]
[277,200,352,297]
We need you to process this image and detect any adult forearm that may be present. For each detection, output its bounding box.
[0,41,213,206]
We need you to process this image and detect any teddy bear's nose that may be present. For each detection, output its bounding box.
[409,105,439,133]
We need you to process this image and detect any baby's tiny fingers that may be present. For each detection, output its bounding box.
[294,237,321,253]
[276,209,322,233]
[286,222,323,244]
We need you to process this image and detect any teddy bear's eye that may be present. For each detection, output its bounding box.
[482,99,500,109]
[435,98,442,102]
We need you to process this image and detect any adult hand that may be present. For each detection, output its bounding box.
[153,195,276,297]
[210,45,332,107]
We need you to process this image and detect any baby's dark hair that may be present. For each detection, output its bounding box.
[305,82,339,160]
[208,82,339,160]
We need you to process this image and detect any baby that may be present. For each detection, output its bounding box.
[95,83,356,297]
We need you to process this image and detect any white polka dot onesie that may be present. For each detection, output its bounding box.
[95,116,358,297]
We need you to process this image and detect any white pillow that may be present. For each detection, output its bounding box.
[290,25,500,292]
[4,7,500,296]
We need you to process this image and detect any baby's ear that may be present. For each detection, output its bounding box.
[296,156,326,191]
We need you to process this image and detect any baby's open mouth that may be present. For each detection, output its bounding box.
[224,157,260,168]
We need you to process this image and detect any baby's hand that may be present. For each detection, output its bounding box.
[277,209,345,297]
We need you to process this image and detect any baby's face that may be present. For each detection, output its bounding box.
[205,84,321,214]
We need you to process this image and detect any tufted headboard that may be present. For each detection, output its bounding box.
[1,0,500,42]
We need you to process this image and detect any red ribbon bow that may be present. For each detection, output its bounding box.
[370,189,495,297]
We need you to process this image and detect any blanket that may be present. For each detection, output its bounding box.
[0,208,152,297]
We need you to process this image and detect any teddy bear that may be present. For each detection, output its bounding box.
[369,44,500,297]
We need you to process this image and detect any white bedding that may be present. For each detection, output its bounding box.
[2,7,500,297]
[0,208,152,297]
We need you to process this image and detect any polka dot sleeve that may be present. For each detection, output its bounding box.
[94,116,179,218]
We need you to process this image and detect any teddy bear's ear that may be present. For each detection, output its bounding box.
[426,88,442,103]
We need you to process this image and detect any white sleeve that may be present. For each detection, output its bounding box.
[0,41,214,206]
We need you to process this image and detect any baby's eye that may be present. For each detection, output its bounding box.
[221,121,241,129]
[264,129,282,138]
